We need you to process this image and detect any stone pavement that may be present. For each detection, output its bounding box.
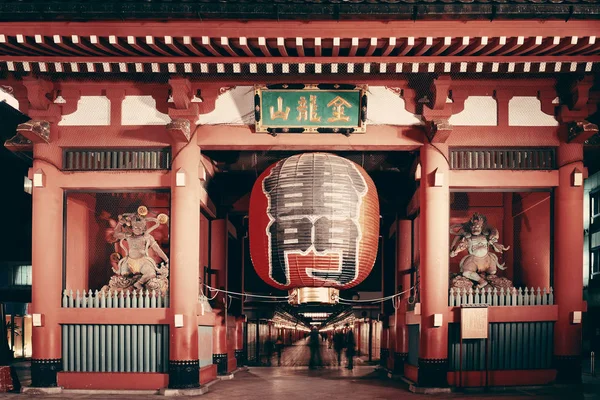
[0,343,597,399]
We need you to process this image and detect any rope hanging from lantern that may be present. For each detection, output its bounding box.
[203,283,292,300]
[338,286,415,304]
[203,283,415,305]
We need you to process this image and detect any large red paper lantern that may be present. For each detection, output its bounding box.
[249,153,379,303]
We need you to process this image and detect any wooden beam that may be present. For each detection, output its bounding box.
[428,36,452,56]
[508,36,542,56]
[68,35,106,56]
[220,37,238,57]
[237,37,255,57]
[126,36,155,56]
[257,37,271,56]
[332,37,340,57]
[314,37,322,57]
[365,37,378,57]
[195,125,423,151]
[296,37,305,57]
[200,185,217,218]
[448,305,558,323]
[13,34,56,56]
[381,37,396,56]
[163,36,188,56]
[1,21,598,40]
[348,37,359,57]
[51,35,90,56]
[107,35,135,56]
[493,36,524,56]
[182,36,206,56]
[397,36,415,56]
[276,37,288,57]
[461,36,488,55]
[89,35,122,56]
[201,36,221,57]
[59,170,171,189]
[445,36,470,56]
[412,37,433,56]
[449,170,559,188]
[477,36,506,56]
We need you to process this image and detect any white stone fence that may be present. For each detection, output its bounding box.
[448,287,554,307]
[62,289,169,308]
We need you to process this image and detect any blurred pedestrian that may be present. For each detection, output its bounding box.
[308,327,322,369]
[344,323,355,370]
[275,335,284,366]
[333,329,345,366]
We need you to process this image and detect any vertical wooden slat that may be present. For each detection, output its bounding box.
[151,325,157,372]
[106,324,112,372]
[62,325,68,371]
[523,322,530,368]
[87,325,93,371]
[132,325,138,372]
[138,323,144,371]
[100,324,106,372]
[156,325,162,372]
[144,324,151,372]
[163,325,169,372]
[516,323,523,369]
[75,324,81,371]
[112,325,119,372]
[68,324,75,371]
[125,325,131,372]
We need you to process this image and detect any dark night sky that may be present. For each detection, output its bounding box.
[0,128,32,263]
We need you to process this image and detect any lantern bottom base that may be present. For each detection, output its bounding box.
[288,287,339,305]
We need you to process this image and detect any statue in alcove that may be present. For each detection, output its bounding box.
[101,205,170,295]
[449,212,513,290]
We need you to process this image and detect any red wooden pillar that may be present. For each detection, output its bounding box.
[553,143,584,383]
[418,143,450,387]
[168,140,201,389]
[234,316,245,367]
[212,311,227,374]
[210,220,228,375]
[502,193,515,282]
[380,327,389,367]
[30,149,63,387]
[395,219,412,372]
[387,316,395,371]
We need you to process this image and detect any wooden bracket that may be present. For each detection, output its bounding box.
[22,77,53,111]
[166,118,192,143]
[424,119,453,143]
[168,78,192,110]
[16,119,51,143]
[567,120,599,144]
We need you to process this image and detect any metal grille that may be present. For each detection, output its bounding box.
[62,324,169,372]
[450,148,556,170]
[63,149,171,171]
[448,322,554,371]
[407,324,420,367]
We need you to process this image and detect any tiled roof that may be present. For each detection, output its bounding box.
[0,0,598,21]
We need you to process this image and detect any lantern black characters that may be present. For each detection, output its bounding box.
[249,153,379,304]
